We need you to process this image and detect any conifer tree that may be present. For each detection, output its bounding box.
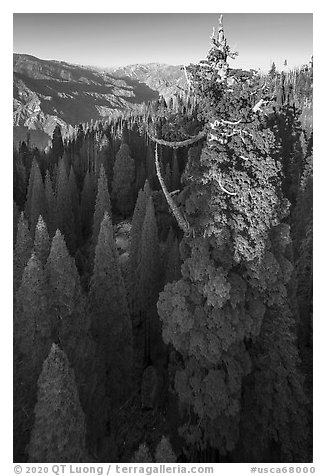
[46,229,96,447]
[89,212,133,408]
[44,170,57,238]
[293,153,313,349]
[56,158,75,254]
[157,16,308,460]
[13,200,19,247]
[14,254,51,380]
[135,160,146,193]
[51,124,64,160]
[81,170,96,238]
[92,164,112,253]
[29,165,46,239]
[155,436,177,463]
[128,188,148,316]
[46,230,87,353]
[132,443,153,463]
[112,143,135,216]
[137,196,161,311]
[136,196,161,359]
[25,158,39,221]
[14,253,51,462]
[33,215,50,266]
[68,166,81,245]
[14,212,33,293]
[13,150,27,209]
[28,344,86,462]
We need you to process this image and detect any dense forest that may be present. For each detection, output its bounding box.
[13,16,313,463]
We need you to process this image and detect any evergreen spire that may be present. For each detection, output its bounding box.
[27,344,86,462]
[112,143,136,216]
[81,170,96,238]
[33,215,50,266]
[56,158,75,253]
[128,187,148,315]
[92,164,112,251]
[44,170,57,238]
[14,212,33,293]
[29,163,46,239]
[89,212,133,407]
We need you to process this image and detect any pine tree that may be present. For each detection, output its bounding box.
[14,254,51,462]
[92,164,112,252]
[155,436,177,463]
[25,158,39,222]
[68,166,81,245]
[27,344,86,462]
[13,200,19,247]
[293,153,313,349]
[132,443,153,463]
[56,158,75,254]
[46,229,86,352]
[112,143,135,216]
[44,170,57,238]
[14,212,33,293]
[137,196,161,312]
[29,163,46,239]
[81,171,96,238]
[269,61,277,79]
[15,253,51,365]
[51,124,64,160]
[13,150,27,209]
[128,188,148,316]
[33,215,50,266]
[89,212,133,408]
[46,230,96,449]
[136,196,161,359]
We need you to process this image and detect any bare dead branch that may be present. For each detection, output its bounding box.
[155,144,191,235]
[218,174,237,196]
[147,129,206,149]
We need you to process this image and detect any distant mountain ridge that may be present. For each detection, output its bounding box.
[13,54,186,147]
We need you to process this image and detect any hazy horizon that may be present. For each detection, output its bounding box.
[13,13,312,73]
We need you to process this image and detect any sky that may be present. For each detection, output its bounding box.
[13,13,313,72]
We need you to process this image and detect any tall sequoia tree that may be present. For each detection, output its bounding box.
[27,344,87,462]
[112,143,135,216]
[157,15,308,461]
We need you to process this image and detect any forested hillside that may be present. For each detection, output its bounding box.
[13,16,313,464]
